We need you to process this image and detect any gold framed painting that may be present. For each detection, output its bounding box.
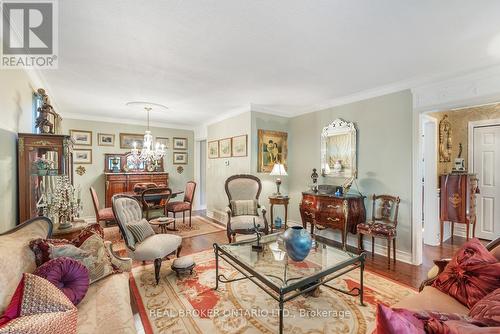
[70,129,92,146]
[155,137,169,149]
[231,134,247,157]
[173,152,188,165]
[208,140,219,159]
[258,129,288,172]
[74,149,92,164]
[173,137,188,150]
[97,133,115,146]
[120,133,144,149]
[219,138,232,158]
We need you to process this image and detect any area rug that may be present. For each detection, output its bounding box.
[130,250,416,334]
[104,216,225,253]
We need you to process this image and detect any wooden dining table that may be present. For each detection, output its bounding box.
[117,189,184,201]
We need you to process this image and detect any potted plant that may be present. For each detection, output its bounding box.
[33,156,53,176]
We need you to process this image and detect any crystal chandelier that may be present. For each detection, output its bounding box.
[127,102,167,164]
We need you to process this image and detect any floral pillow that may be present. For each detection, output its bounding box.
[432,238,500,308]
[0,273,77,333]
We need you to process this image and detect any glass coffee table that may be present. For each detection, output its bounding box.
[213,233,366,334]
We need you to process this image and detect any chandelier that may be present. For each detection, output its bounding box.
[126,102,167,164]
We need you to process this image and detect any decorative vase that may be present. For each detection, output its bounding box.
[274,217,282,229]
[282,226,312,261]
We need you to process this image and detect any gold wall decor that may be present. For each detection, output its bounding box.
[439,115,452,162]
[75,165,86,176]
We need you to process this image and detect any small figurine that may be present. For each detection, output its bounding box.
[251,218,264,252]
[311,168,319,193]
[35,88,60,134]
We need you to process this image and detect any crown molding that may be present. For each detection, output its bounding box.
[60,112,195,131]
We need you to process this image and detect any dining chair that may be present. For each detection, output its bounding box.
[225,174,269,243]
[357,194,400,268]
[90,186,116,226]
[165,181,196,227]
[112,194,182,284]
[141,187,172,220]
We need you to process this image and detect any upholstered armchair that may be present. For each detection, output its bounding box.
[112,195,182,284]
[225,174,269,243]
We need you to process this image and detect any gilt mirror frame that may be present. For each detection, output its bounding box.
[321,118,357,178]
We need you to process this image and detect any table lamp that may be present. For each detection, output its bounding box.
[270,163,287,196]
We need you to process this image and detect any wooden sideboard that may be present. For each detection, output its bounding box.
[104,172,168,207]
[300,190,366,247]
[439,173,478,243]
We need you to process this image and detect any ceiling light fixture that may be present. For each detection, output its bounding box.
[125,101,168,164]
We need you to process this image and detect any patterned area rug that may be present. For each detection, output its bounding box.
[130,250,416,334]
[104,216,225,253]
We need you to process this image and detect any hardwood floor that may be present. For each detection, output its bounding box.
[168,211,480,289]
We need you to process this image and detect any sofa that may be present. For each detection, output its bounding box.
[393,237,500,315]
[0,217,136,334]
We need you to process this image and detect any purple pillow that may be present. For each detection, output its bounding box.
[34,257,89,305]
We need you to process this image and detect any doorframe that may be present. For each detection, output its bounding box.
[467,118,500,173]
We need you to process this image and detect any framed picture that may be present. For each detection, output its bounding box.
[231,134,247,157]
[74,149,92,164]
[173,137,188,150]
[70,130,92,146]
[219,138,232,158]
[208,140,219,159]
[97,133,115,146]
[258,129,288,172]
[120,133,144,149]
[173,152,188,164]
[155,137,169,149]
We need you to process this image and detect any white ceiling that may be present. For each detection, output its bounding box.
[43,0,500,127]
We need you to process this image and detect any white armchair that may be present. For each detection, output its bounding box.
[112,195,182,284]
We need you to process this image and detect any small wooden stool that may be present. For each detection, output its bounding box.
[171,256,195,277]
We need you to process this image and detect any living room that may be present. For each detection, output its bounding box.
[1,1,500,333]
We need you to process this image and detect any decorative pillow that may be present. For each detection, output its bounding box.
[469,288,500,326]
[231,200,258,216]
[34,257,89,306]
[432,238,500,308]
[375,304,425,334]
[126,219,155,243]
[425,319,499,333]
[0,273,77,333]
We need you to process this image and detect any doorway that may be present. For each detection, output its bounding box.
[199,140,207,209]
[469,120,500,240]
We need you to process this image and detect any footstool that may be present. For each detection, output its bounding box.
[171,256,195,277]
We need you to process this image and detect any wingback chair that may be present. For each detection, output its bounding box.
[90,187,115,225]
[357,194,400,268]
[165,181,196,227]
[225,174,269,243]
[112,195,182,284]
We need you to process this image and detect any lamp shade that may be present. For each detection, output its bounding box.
[270,163,287,176]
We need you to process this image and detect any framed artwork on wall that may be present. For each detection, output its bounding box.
[219,138,232,158]
[155,137,169,149]
[173,137,188,150]
[208,140,219,159]
[70,130,92,146]
[173,152,188,164]
[231,134,247,157]
[120,133,144,149]
[258,129,288,172]
[74,149,92,164]
[97,133,115,146]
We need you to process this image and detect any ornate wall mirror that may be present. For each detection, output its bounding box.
[321,118,357,178]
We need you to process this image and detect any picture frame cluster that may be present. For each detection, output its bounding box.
[208,134,247,159]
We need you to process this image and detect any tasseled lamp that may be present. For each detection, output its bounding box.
[270,163,287,196]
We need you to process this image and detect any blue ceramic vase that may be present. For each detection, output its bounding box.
[282,226,312,261]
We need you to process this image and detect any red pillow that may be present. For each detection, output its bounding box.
[375,304,425,334]
[432,238,500,308]
[469,288,500,326]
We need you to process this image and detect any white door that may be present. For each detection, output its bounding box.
[473,125,500,240]
[423,120,440,245]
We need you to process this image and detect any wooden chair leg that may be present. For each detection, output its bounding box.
[182,211,185,224]
[387,238,391,269]
[473,216,477,238]
[371,236,375,257]
[466,222,470,241]
[154,258,162,285]
[440,220,443,245]
[358,234,363,251]
[451,222,454,242]
[189,209,192,227]
[393,238,396,264]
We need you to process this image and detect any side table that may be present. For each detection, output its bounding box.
[269,196,289,233]
[52,219,91,240]
[149,217,176,233]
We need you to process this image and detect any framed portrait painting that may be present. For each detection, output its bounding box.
[70,130,92,146]
[257,129,288,172]
[155,137,169,149]
[208,140,219,159]
[97,133,115,146]
[219,138,232,158]
[231,134,247,157]
[120,133,144,149]
[173,137,188,150]
[74,149,92,164]
[173,152,188,164]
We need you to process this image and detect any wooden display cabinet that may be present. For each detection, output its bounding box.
[17,133,74,223]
